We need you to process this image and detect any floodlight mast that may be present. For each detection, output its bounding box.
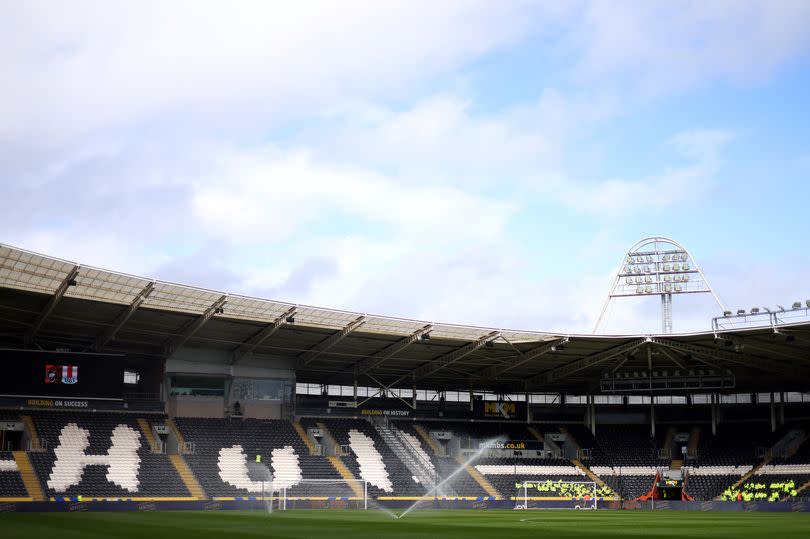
[593,237,727,334]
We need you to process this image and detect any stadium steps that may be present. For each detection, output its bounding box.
[293,421,318,455]
[413,424,443,456]
[137,418,157,448]
[527,426,545,443]
[315,421,342,455]
[326,456,365,498]
[671,459,683,470]
[166,418,187,448]
[663,427,676,457]
[687,427,701,458]
[168,454,206,500]
[21,415,40,450]
[559,427,614,496]
[455,455,500,498]
[12,451,44,501]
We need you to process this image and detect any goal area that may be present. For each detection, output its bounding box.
[515,480,598,510]
[278,479,369,510]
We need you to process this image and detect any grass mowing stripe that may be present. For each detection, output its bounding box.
[1,510,809,539]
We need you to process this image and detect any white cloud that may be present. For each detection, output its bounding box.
[0,1,543,144]
[571,0,810,93]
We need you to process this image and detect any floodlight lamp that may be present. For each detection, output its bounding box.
[723,310,732,316]
[285,316,295,323]
[806,299,810,308]
[737,309,746,315]
[68,279,77,287]
[674,285,682,292]
[214,307,224,314]
[792,301,802,309]
[750,307,759,314]
[420,333,431,341]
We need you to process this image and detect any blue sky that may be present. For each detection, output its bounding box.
[1,1,809,335]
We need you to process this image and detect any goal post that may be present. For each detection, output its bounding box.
[517,480,599,510]
[280,479,369,510]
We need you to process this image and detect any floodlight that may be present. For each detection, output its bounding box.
[214,307,224,314]
[750,307,759,314]
[664,284,672,292]
[285,316,295,323]
[626,277,632,284]
[420,333,431,341]
[664,264,670,271]
[673,263,680,271]
[636,286,644,294]
[674,285,682,292]
[645,286,652,293]
[663,254,670,262]
[674,275,681,282]
[68,279,77,286]
[723,310,732,316]
[644,266,650,273]
[806,300,810,308]
[683,275,689,282]
[792,301,802,309]
[737,309,746,315]
[683,263,690,270]
[664,275,671,282]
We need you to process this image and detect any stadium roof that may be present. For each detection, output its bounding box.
[1,243,809,394]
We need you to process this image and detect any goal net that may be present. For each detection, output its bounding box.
[280,479,368,510]
[516,480,598,510]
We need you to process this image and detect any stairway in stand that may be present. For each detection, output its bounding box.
[455,455,500,498]
[12,451,44,501]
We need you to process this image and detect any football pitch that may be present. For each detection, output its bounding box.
[2,509,810,539]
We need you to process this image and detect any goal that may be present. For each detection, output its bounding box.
[516,480,598,510]
[279,479,369,510]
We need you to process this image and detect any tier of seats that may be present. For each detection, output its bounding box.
[305,418,424,497]
[28,411,188,498]
[0,451,27,497]
[173,417,353,498]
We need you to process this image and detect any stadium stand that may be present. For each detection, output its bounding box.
[302,418,425,497]
[175,417,350,498]
[27,411,190,499]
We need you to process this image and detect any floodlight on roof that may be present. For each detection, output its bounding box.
[285,316,296,323]
[792,301,802,309]
[806,299,810,308]
[737,309,746,315]
[674,284,682,292]
[420,333,430,341]
[723,310,732,316]
[636,286,644,294]
[750,307,759,314]
[626,277,632,285]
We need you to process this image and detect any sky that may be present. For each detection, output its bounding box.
[2,1,810,335]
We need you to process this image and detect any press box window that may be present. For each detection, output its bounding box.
[123,370,140,385]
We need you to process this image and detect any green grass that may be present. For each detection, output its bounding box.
[2,509,810,539]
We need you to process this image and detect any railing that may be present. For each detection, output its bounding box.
[151,440,166,454]
[181,441,196,455]
[26,439,47,452]
[577,448,592,460]
[658,448,671,459]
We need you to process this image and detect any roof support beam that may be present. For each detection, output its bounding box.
[95,281,155,351]
[355,324,433,375]
[408,331,500,384]
[657,347,686,369]
[164,295,227,357]
[231,305,297,364]
[649,338,809,378]
[475,337,568,379]
[297,315,367,369]
[529,338,646,386]
[25,265,80,345]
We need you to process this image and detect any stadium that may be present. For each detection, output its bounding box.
[0,238,809,538]
[4,2,810,538]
